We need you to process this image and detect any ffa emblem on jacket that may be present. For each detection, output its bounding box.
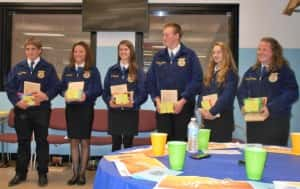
[268,72,278,83]
[37,70,45,79]
[83,71,91,79]
[177,58,186,67]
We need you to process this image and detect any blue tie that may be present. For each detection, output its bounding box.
[29,61,34,74]
[170,52,175,64]
[261,66,267,78]
[76,67,83,77]
[121,67,126,80]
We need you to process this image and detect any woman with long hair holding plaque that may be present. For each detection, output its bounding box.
[198,42,238,142]
[237,37,298,145]
[103,40,147,152]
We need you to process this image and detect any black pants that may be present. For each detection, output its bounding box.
[108,110,138,152]
[156,101,194,141]
[112,135,134,152]
[203,110,234,142]
[247,116,290,146]
[14,107,50,176]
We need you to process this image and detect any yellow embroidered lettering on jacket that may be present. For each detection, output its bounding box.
[245,77,257,81]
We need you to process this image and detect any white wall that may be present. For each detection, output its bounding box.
[239,0,300,48]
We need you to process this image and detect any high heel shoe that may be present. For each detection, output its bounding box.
[77,175,86,185]
[67,175,78,185]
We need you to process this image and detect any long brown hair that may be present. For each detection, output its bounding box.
[204,42,237,87]
[253,37,288,72]
[118,40,138,81]
[69,41,94,70]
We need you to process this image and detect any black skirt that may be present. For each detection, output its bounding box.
[108,109,139,136]
[65,104,94,139]
[246,116,290,146]
[203,110,234,142]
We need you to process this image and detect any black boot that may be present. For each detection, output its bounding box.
[67,174,79,185]
[38,174,48,187]
[77,174,86,185]
[8,174,26,187]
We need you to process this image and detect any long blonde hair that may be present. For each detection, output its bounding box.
[204,42,237,87]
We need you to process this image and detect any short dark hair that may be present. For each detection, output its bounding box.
[163,23,183,38]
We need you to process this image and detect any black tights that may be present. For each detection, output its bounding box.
[70,139,90,177]
[112,135,134,152]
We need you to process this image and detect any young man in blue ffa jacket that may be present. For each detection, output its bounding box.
[237,37,299,146]
[146,23,203,141]
[5,37,60,187]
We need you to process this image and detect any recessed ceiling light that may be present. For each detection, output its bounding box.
[24,32,65,37]
[42,46,54,50]
[152,45,165,49]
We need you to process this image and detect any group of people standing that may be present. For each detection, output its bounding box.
[4,22,299,187]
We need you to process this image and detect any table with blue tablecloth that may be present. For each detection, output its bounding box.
[93,146,300,189]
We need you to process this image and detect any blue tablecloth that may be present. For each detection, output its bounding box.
[93,147,300,189]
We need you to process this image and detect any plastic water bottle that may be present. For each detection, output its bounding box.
[187,117,199,153]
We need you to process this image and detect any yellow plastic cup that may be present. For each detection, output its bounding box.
[151,133,167,156]
[291,132,300,155]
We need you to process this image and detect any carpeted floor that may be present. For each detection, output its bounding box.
[0,162,95,189]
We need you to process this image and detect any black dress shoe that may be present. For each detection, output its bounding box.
[8,174,26,187]
[38,174,48,187]
[67,175,78,185]
[77,175,86,185]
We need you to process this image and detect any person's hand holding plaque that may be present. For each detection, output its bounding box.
[121,91,134,108]
[160,90,178,114]
[16,99,30,110]
[199,94,220,120]
[65,89,83,102]
[110,84,131,106]
[22,81,41,106]
[32,91,48,104]
[114,93,130,105]
[65,81,84,102]
[243,97,268,122]
[244,97,263,113]
[201,94,218,111]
